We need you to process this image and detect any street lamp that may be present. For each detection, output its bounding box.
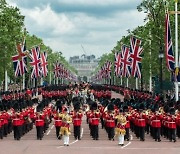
[158,48,164,95]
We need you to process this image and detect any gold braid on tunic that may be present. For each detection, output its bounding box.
[60,113,72,135]
[115,114,127,136]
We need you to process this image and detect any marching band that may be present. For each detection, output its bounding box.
[0,83,180,147]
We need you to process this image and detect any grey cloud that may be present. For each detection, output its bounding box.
[10,0,142,17]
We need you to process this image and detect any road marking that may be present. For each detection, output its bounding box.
[121,142,131,149]
[51,125,54,129]
[46,130,51,135]
[57,139,78,149]
[56,146,180,150]
[70,139,78,145]
[57,127,83,148]
[130,134,133,140]
[80,128,84,138]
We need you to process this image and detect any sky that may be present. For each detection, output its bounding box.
[7,0,146,60]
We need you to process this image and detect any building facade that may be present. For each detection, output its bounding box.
[69,54,99,82]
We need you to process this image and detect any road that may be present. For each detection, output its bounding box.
[0,92,179,154]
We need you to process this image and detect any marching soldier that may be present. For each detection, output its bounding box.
[167,108,176,142]
[137,105,146,141]
[105,104,115,141]
[124,106,131,141]
[115,108,127,146]
[54,106,63,139]
[89,102,100,140]
[12,111,22,140]
[72,103,83,140]
[150,110,162,142]
[60,108,72,146]
[35,111,45,140]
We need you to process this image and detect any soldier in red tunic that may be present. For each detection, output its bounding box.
[150,110,162,142]
[137,104,146,141]
[89,102,100,140]
[105,104,115,141]
[54,105,63,139]
[167,107,176,142]
[12,111,23,140]
[72,103,83,140]
[35,109,45,140]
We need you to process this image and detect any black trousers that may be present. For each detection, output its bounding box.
[91,125,99,140]
[3,124,8,136]
[168,128,176,141]
[56,126,61,138]
[139,127,145,141]
[100,117,104,129]
[125,128,130,140]
[153,127,161,141]
[74,126,81,139]
[0,127,3,139]
[177,126,180,138]
[14,126,21,140]
[36,126,44,140]
[8,121,13,134]
[107,127,114,140]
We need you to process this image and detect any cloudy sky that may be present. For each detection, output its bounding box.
[7,0,146,60]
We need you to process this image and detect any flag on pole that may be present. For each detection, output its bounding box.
[12,39,27,77]
[165,13,175,72]
[105,61,112,78]
[40,52,48,77]
[120,45,131,78]
[130,36,143,78]
[53,61,59,78]
[29,46,41,78]
[114,52,122,77]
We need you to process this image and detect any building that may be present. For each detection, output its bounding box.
[69,54,99,82]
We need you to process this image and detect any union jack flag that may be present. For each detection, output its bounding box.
[165,13,175,72]
[29,46,41,79]
[114,52,122,77]
[101,64,106,78]
[12,39,27,77]
[121,45,131,78]
[53,61,60,78]
[40,52,48,77]
[130,36,143,78]
[105,61,112,78]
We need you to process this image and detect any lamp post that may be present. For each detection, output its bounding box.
[158,49,164,95]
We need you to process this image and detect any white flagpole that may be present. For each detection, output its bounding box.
[149,31,152,92]
[126,78,129,88]
[49,63,51,85]
[120,76,122,85]
[22,74,25,90]
[53,76,55,85]
[33,78,35,87]
[175,0,179,101]
[56,77,59,85]
[136,78,138,89]
[41,77,43,86]
[5,70,8,91]
[49,72,51,85]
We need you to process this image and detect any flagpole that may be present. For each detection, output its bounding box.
[120,76,122,85]
[136,78,138,89]
[149,31,152,92]
[33,78,35,88]
[175,0,179,101]
[56,77,59,85]
[126,78,129,88]
[22,73,25,89]
[5,70,8,91]
[49,71,51,85]
[41,77,43,86]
